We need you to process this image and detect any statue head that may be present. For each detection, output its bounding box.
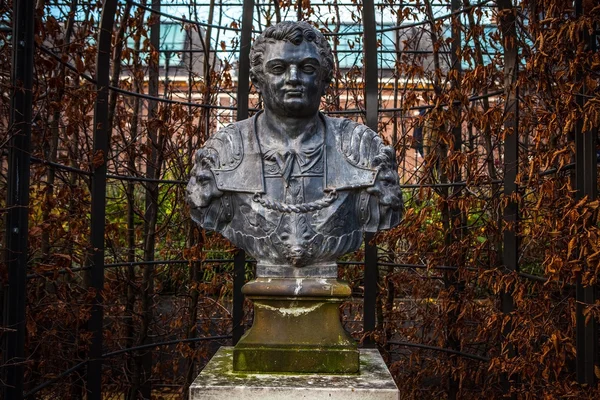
[249,21,334,100]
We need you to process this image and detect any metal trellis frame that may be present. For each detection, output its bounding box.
[2,0,35,398]
[231,0,255,346]
[361,0,379,348]
[3,0,599,398]
[86,0,119,399]
[575,0,599,386]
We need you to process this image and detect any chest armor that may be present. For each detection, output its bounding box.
[202,114,384,271]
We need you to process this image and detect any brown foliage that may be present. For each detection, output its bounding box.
[1,0,599,399]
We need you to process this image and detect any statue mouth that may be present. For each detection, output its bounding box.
[285,89,304,97]
[288,256,306,268]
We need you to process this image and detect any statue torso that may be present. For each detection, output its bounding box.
[191,114,398,275]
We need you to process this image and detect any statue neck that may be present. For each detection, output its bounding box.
[259,111,321,144]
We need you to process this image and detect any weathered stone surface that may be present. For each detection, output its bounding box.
[187,21,403,374]
[187,21,403,275]
[234,277,358,373]
[190,347,399,400]
[241,277,352,297]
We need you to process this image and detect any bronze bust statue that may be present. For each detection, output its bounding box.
[187,21,402,373]
[187,21,402,278]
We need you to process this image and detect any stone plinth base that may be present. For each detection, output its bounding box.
[190,347,399,400]
[234,277,358,373]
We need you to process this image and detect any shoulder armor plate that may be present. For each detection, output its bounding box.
[203,124,243,171]
[210,118,265,193]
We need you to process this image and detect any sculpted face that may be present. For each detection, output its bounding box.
[368,169,403,210]
[187,161,222,209]
[255,40,326,118]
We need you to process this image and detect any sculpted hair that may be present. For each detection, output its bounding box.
[250,21,334,88]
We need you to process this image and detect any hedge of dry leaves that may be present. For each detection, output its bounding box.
[0,0,599,399]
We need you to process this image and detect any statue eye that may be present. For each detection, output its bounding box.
[196,171,212,182]
[269,64,286,74]
[302,65,317,73]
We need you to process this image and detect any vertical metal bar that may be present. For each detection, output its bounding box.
[203,0,215,141]
[450,0,462,216]
[232,251,245,345]
[498,0,519,318]
[2,0,34,398]
[581,25,598,384]
[575,0,598,385]
[501,116,518,294]
[237,0,254,122]
[138,0,160,397]
[296,0,302,21]
[573,0,586,384]
[362,0,378,131]
[362,0,378,347]
[232,0,254,345]
[447,2,463,398]
[498,0,519,395]
[87,0,118,399]
[363,232,378,346]
[575,272,586,381]
[574,0,586,202]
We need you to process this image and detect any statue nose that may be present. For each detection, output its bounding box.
[286,65,299,83]
[290,246,304,257]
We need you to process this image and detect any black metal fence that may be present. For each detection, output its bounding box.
[2,0,599,399]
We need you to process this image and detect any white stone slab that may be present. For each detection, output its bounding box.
[190,347,399,400]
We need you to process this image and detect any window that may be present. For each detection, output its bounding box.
[328,24,396,70]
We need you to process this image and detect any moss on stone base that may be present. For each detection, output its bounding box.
[233,346,359,374]
[233,278,359,374]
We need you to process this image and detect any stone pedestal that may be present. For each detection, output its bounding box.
[190,347,399,400]
[233,277,358,373]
